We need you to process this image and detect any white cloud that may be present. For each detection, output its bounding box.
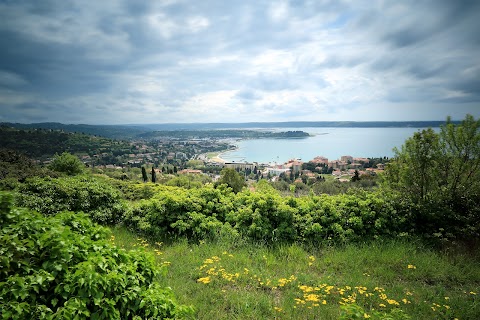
[269,1,289,22]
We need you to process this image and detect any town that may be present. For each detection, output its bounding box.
[0,126,388,187]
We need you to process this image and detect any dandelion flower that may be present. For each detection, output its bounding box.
[197,276,211,284]
[407,264,416,269]
[387,299,399,306]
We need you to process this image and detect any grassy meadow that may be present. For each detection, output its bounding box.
[111,227,480,319]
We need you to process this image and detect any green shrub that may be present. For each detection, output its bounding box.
[16,176,127,224]
[124,183,407,244]
[124,185,234,240]
[48,152,85,176]
[0,192,194,319]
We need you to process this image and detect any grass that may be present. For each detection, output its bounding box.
[111,227,480,319]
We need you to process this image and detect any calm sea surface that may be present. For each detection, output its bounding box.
[220,127,432,164]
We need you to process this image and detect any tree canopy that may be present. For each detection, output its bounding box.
[217,168,246,193]
[48,152,85,176]
[385,114,480,237]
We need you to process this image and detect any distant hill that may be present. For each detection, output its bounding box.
[0,122,148,140]
[138,121,456,130]
[0,126,132,159]
[1,121,456,139]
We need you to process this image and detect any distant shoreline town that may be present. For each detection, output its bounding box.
[2,123,389,183]
[204,153,386,182]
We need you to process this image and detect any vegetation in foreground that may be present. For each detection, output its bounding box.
[0,114,479,319]
[112,227,479,319]
[0,193,194,319]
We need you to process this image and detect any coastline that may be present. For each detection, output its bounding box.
[210,153,226,163]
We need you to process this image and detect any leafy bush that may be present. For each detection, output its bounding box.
[0,192,193,319]
[124,183,408,244]
[16,176,127,224]
[125,185,235,240]
[48,152,85,175]
[228,190,297,242]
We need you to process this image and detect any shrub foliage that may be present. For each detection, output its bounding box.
[0,192,193,319]
[124,183,408,244]
[16,176,127,224]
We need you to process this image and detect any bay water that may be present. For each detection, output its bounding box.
[220,127,432,164]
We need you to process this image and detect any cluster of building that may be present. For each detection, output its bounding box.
[217,155,386,181]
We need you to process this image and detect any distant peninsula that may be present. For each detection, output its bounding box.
[136,130,311,140]
[1,120,457,140]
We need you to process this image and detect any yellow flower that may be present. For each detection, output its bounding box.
[444,296,449,300]
[197,276,211,284]
[304,294,320,302]
[379,304,386,308]
[470,291,477,295]
[356,286,367,295]
[364,313,371,319]
[407,264,416,269]
[322,300,327,305]
[387,299,399,306]
[274,307,282,312]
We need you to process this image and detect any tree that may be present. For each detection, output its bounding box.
[385,128,440,203]
[351,170,360,182]
[141,167,148,183]
[48,152,84,176]
[438,115,480,206]
[0,149,43,183]
[151,167,156,183]
[384,114,480,237]
[217,168,246,193]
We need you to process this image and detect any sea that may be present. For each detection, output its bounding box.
[220,127,434,164]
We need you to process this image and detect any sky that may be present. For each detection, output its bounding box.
[0,0,479,125]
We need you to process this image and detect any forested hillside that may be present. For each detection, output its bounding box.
[0,126,132,159]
